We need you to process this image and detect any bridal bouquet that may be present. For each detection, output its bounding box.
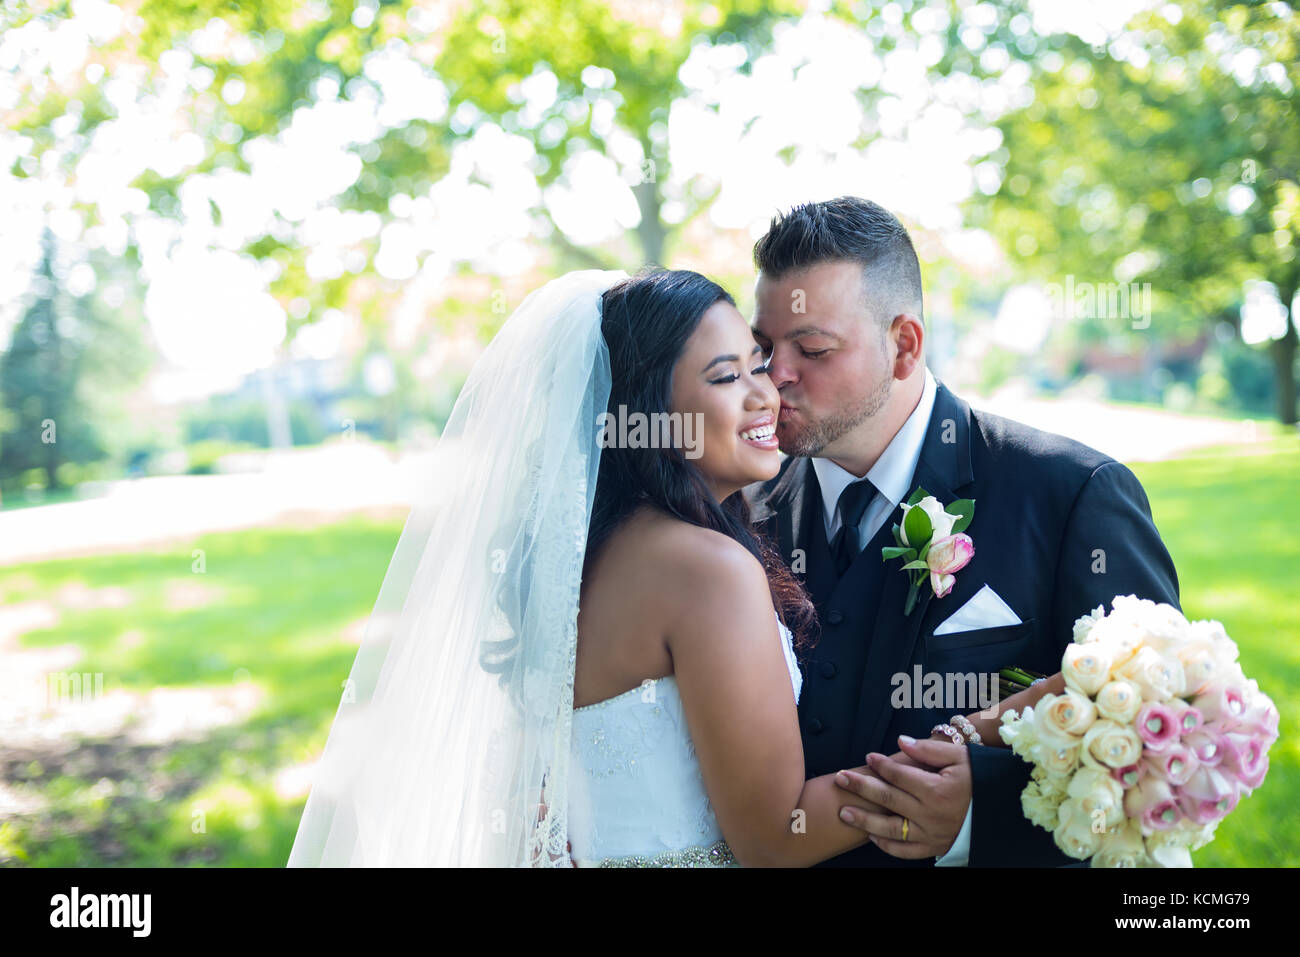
[998,596,1278,867]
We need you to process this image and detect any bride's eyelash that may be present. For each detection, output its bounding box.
[710,363,770,385]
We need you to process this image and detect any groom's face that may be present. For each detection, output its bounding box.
[752,260,893,460]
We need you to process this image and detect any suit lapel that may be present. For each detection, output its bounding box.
[800,477,836,607]
[854,382,976,753]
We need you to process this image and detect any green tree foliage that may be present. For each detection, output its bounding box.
[971,0,1299,423]
[8,1,808,347]
[1,232,104,491]
[434,0,803,266]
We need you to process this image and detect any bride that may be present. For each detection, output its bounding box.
[287,267,1051,867]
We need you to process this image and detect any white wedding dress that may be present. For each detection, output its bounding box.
[567,612,802,867]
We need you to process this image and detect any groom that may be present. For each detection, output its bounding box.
[744,197,1180,867]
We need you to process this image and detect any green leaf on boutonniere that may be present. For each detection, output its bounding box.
[902,504,932,551]
[900,559,929,571]
[905,487,929,507]
[890,523,903,547]
[903,580,922,616]
[946,499,975,535]
[881,545,912,561]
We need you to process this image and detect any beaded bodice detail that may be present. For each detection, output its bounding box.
[566,613,801,867]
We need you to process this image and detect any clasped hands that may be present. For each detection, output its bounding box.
[834,735,972,860]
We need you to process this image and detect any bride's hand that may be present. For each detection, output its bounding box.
[829,742,935,817]
[835,738,972,859]
[830,759,894,816]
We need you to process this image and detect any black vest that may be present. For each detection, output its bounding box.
[795,479,896,778]
[794,478,937,868]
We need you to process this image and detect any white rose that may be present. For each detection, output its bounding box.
[1145,831,1194,868]
[1021,780,1063,832]
[1086,615,1145,666]
[1133,600,1191,652]
[1037,739,1081,777]
[1111,594,1157,620]
[1031,763,1071,802]
[1072,604,1107,644]
[1067,766,1125,829]
[998,708,1038,759]
[1041,688,1099,737]
[1081,719,1144,770]
[1190,618,1228,641]
[1063,643,1112,697]
[1187,619,1247,685]
[1094,679,1143,724]
[1091,821,1149,868]
[1174,638,1218,697]
[1217,659,1248,689]
[1116,646,1185,702]
[1032,694,1083,751]
[900,495,957,545]
[1053,797,1103,860]
[1186,821,1221,852]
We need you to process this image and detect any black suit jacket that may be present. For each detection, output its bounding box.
[744,380,1180,866]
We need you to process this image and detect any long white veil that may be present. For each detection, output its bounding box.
[287,269,627,866]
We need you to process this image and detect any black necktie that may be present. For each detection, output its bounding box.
[830,479,877,576]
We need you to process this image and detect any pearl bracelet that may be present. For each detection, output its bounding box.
[949,714,982,745]
[930,723,964,746]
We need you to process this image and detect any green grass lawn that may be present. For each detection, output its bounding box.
[0,440,1296,867]
[0,516,402,867]
[1130,440,1300,867]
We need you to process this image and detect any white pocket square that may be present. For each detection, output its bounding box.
[932,584,1022,636]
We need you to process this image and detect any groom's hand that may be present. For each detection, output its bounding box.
[834,736,971,860]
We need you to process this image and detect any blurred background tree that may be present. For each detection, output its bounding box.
[0,229,151,497]
[434,0,807,268]
[3,0,1297,497]
[971,0,1299,423]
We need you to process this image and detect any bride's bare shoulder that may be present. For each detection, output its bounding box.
[604,505,767,600]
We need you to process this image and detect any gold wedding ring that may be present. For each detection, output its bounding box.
[901,818,910,842]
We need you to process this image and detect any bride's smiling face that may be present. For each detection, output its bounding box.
[669,300,781,501]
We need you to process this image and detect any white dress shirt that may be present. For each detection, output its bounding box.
[808,368,974,867]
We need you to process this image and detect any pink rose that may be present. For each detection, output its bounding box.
[1176,786,1239,826]
[1176,640,1219,696]
[1183,727,1226,766]
[1236,753,1268,793]
[1221,696,1279,745]
[1166,699,1204,736]
[1220,731,1268,790]
[1143,744,1199,787]
[1123,777,1182,835]
[1192,685,1249,724]
[926,533,973,599]
[1110,763,1144,789]
[1180,763,1237,804]
[1177,765,1240,825]
[1136,701,1180,752]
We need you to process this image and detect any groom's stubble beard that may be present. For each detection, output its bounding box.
[778,347,893,459]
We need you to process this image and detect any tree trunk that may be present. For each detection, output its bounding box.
[261,355,294,449]
[1270,302,1298,426]
[632,156,666,268]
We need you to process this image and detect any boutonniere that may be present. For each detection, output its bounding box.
[880,488,975,615]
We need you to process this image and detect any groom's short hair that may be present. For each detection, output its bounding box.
[753,196,923,329]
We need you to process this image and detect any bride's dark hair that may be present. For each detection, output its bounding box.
[587,267,816,649]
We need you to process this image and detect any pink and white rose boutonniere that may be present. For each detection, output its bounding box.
[881,488,975,615]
